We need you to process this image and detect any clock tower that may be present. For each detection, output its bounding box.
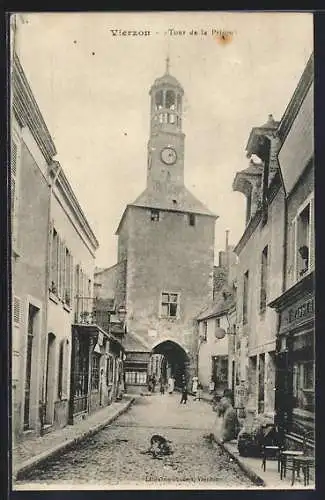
[113,59,217,393]
[147,57,185,190]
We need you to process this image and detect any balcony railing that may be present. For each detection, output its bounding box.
[74,296,113,332]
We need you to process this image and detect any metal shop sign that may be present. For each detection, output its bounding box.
[234,382,248,409]
[280,296,314,334]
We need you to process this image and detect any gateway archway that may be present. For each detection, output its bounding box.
[151,340,189,389]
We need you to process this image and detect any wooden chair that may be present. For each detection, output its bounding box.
[279,430,314,482]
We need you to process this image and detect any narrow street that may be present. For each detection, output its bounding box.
[16,394,255,488]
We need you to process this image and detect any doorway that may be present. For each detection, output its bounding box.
[23,304,38,430]
[45,332,56,424]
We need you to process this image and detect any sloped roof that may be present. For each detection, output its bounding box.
[196,285,235,321]
[132,185,217,217]
[122,332,150,352]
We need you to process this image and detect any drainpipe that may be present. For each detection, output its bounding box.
[40,161,62,433]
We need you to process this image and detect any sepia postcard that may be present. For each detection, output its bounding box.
[10,11,315,491]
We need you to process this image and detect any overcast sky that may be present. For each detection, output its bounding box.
[15,12,313,268]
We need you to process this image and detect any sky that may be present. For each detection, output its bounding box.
[15,12,313,268]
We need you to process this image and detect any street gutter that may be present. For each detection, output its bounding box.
[212,434,265,487]
[14,397,135,481]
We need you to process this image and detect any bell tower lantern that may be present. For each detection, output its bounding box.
[147,58,185,189]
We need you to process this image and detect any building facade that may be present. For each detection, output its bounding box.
[11,53,56,441]
[196,234,238,393]
[45,160,100,430]
[112,61,217,390]
[232,115,285,421]
[269,54,314,448]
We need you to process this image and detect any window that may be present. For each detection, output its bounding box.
[293,361,315,413]
[294,197,314,280]
[91,353,100,391]
[260,246,268,313]
[243,271,249,324]
[151,209,160,221]
[125,371,147,385]
[161,292,179,318]
[188,214,196,226]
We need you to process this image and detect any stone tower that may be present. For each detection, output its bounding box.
[115,59,217,388]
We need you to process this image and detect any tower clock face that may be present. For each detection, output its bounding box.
[161,147,177,165]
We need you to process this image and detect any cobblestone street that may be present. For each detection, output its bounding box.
[16,394,255,489]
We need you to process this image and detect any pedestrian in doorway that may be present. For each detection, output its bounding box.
[152,374,156,393]
[209,379,215,394]
[148,376,152,393]
[180,383,188,404]
[192,376,198,400]
[197,382,203,401]
[168,376,175,394]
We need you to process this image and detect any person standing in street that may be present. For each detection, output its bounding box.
[159,377,165,395]
[192,376,198,400]
[168,375,175,394]
[197,382,203,401]
[180,383,188,404]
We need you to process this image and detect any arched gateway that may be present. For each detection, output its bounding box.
[149,340,190,389]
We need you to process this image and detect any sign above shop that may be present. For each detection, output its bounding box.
[280,295,314,335]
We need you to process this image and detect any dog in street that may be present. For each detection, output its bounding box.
[140,434,173,459]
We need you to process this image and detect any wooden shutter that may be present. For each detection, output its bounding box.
[69,254,74,307]
[13,296,21,324]
[309,197,314,271]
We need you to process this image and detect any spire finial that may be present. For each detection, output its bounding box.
[165,54,170,74]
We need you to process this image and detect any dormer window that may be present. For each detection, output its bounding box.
[151,209,160,221]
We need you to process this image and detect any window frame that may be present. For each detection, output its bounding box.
[293,193,314,282]
[160,291,180,319]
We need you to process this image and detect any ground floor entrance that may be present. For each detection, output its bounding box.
[151,340,190,389]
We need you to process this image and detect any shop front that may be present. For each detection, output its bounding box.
[68,324,124,424]
[269,271,315,449]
